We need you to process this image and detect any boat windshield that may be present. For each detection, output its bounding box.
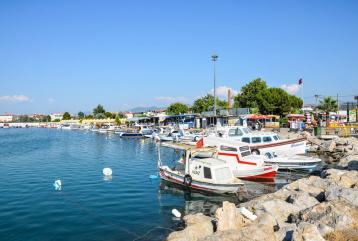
[228,128,243,137]
[242,127,251,134]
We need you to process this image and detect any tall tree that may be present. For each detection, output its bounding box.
[235,78,267,108]
[93,104,106,119]
[166,102,189,115]
[317,97,338,125]
[192,94,228,113]
[115,115,121,125]
[257,88,291,115]
[78,111,85,119]
[63,112,71,120]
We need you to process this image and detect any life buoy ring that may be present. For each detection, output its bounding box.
[183,174,192,186]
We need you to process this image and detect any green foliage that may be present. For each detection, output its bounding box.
[93,104,106,118]
[85,114,93,119]
[116,112,125,118]
[42,115,51,122]
[289,95,304,110]
[280,116,288,127]
[192,94,228,113]
[250,107,259,114]
[78,111,85,119]
[235,78,267,108]
[53,119,61,122]
[317,97,338,113]
[166,102,189,115]
[115,115,121,125]
[105,112,114,119]
[63,112,71,120]
[257,88,291,115]
[234,78,303,116]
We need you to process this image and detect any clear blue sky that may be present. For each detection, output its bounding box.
[0,0,357,114]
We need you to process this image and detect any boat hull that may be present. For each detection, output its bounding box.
[159,169,244,194]
[250,138,307,155]
[234,166,277,180]
[120,133,143,138]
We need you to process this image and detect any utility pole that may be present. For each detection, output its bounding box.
[211,54,218,125]
[355,96,358,123]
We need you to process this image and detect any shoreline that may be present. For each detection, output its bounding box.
[166,136,358,241]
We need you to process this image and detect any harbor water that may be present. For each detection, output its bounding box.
[0,129,305,241]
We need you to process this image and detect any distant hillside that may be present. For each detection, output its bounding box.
[129,106,165,113]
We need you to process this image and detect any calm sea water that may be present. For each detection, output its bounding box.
[0,128,303,241]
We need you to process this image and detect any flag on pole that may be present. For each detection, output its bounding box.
[196,138,204,148]
[298,78,303,85]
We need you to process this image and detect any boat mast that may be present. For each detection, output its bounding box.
[184,149,190,175]
[157,144,162,168]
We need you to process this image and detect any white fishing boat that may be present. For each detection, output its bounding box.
[212,126,307,155]
[98,123,116,133]
[70,124,81,130]
[158,143,245,194]
[198,137,278,181]
[263,152,322,170]
[59,124,71,130]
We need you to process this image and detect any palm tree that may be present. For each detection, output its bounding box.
[317,97,338,125]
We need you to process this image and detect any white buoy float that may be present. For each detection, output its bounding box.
[149,174,158,179]
[53,179,62,191]
[172,208,181,218]
[103,167,112,176]
[238,207,257,221]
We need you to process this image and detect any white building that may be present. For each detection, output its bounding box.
[0,114,13,122]
[50,113,63,121]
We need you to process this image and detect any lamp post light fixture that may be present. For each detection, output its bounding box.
[212,54,218,121]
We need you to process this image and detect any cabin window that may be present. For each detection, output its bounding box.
[242,137,250,143]
[251,137,261,143]
[273,135,279,141]
[240,146,251,157]
[220,145,237,152]
[263,136,272,143]
[239,146,250,152]
[204,167,212,179]
[215,167,232,181]
[228,128,243,137]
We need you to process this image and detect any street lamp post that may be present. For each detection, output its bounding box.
[355,96,358,123]
[212,54,218,124]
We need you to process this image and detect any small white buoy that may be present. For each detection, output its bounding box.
[238,207,257,221]
[103,168,112,176]
[149,174,158,179]
[172,208,181,218]
[53,179,62,191]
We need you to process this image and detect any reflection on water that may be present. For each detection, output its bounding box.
[0,129,322,241]
[157,169,312,218]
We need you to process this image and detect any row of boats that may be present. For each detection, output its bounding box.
[57,122,322,195]
[155,126,322,195]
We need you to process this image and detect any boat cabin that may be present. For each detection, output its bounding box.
[188,157,235,183]
[215,126,280,144]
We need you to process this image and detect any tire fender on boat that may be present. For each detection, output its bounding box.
[183,174,192,186]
